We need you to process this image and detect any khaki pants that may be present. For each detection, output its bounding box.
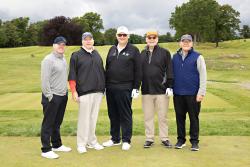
[142,95,170,142]
[77,92,103,147]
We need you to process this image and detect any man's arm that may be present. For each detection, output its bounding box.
[197,55,207,99]
[41,59,53,101]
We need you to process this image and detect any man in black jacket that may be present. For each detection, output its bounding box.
[103,26,142,151]
[141,31,173,148]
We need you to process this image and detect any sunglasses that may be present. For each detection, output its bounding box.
[117,34,128,37]
[147,36,157,40]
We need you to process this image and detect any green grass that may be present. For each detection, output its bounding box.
[0,40,250,167]
[0,136,249,167]
[0,40,250,137]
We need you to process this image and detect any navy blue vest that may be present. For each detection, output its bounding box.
[172,48,200,95]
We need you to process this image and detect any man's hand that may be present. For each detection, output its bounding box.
[166,88,173,97]
[196,95,204,102]
[72,91,79,102]
[131,89,139,99]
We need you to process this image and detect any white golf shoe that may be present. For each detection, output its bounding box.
[52,145,72,152]
[41,151,59,159]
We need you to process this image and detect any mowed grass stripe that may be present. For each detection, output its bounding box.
[0,92,235,111]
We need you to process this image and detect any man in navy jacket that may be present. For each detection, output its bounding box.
[172,34,207,151]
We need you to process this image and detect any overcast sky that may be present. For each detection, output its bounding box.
[0,0,249,35]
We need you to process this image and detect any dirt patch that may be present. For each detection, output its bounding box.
[238,82,250,90]
[218,54,247,59]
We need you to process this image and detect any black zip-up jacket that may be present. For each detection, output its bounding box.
[141,45,173,95]
[105,43,142,90]
[68,47,105,96]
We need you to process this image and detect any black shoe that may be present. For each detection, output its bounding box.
[191,143,199,151]
[175,141,186,149]
[144,141,154,148]
[162,140,172,148]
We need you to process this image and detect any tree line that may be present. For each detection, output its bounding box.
[0,12,175,48]
[0,0,250,48]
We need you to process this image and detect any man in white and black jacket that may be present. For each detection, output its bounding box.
[141,31,174,149]
[103,26,142,151]
[68,32,105,154]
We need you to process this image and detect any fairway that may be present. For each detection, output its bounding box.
[0,136,249,167]
[0,92,235,111]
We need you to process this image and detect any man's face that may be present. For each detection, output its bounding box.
[116,33,129,45]
[53,43,66,54]
[82,36,94,50]
[180,40,193,52]
[146,35,158,47]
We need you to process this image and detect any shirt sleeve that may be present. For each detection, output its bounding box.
[197,55,207,96]
[69,80,76,93]
[165,50,174,88]
[41,58,53,101]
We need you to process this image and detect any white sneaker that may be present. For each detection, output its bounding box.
[122,142,131,151]
[102,140,121,147]
[77,146,87,154]
[52,145,72,152]
[41,151,59,159]
[87,143,104,150]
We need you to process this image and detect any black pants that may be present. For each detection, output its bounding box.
[173,95,201,144]
[41,93,68,153]
[106,88,133,143]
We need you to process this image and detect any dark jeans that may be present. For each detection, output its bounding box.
[41,93,68,153]
[173,95,201,144]
[106,88,133,143]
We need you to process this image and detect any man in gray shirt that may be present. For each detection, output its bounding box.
[41,36,71,159]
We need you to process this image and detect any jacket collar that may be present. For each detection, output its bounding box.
[146,44,159,52]
[116,42,130,51]
[177,47,194,56]
[80,46,95,55]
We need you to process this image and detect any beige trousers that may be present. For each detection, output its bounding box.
[142,94,170,142]
[77,92,103,147]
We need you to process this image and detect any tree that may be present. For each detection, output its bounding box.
[2,21,21,47]
[0,27,8,47]
[169,0,219,43]
[104,28,117,45]
[169,0,240,47]
[129,34,144,44]
[82,12,104,33]
[158,32,174,43]
[82,12,104,45]
[25,23,39,46]
[94,31,105,46]
[240,25,250,39]
[214,4,240,47]
[41,16,83,45]
[0,20,8,47]
[11,17,30,46]
[72,16,88,33]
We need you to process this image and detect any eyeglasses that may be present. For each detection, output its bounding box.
[117,34,128,37]
[147,36,157,40]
